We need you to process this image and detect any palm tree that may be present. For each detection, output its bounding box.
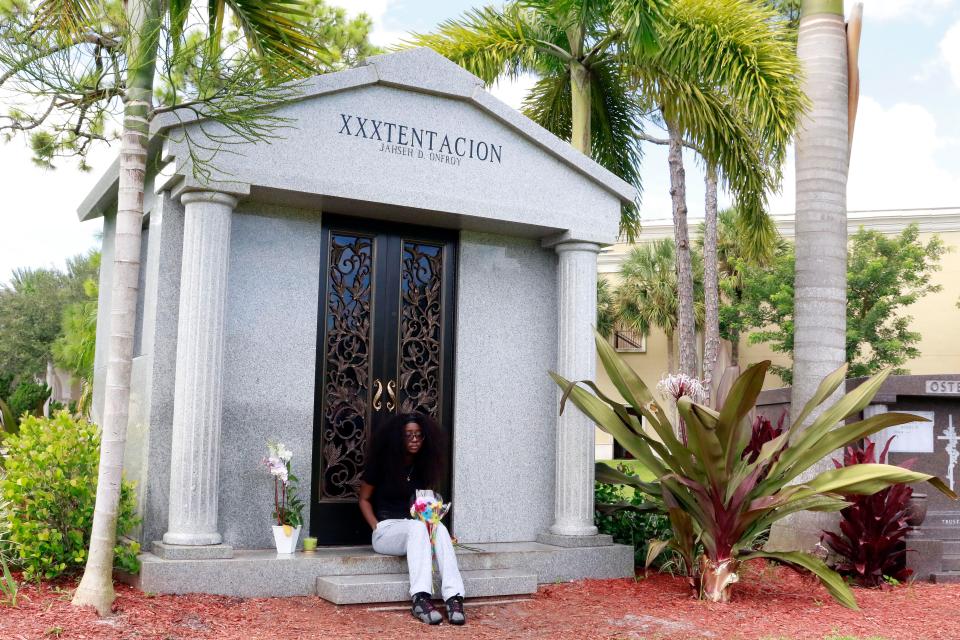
[596,278,616,339]
[26,0,326,615]
[615,239,702,375]
[632,0,804,381]
[414,0,803,383]
[698,208,784,367]
[767,0,857,553]
[702,165,720,395]
[408,0,669,240]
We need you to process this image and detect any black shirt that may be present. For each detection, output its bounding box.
[362,463,424,521]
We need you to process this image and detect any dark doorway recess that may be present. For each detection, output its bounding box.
[311,214,457,545]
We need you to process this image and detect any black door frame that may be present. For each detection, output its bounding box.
[310,213,458,545]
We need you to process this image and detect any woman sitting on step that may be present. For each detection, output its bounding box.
[358,412,466,626]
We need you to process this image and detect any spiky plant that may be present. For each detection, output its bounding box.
[552,332,957,608]
[822,437,914,586]
[742,412,787,465]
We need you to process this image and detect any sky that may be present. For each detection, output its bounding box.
[2,0,960,283]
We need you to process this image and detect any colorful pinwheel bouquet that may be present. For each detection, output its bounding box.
[410,489,451,554]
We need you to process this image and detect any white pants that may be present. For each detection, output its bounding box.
[372,519,465,600]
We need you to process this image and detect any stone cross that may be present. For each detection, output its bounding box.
[938,416,959,491]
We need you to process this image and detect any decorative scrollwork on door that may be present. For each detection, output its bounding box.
[320,233,373,499]
[398,242,443,418]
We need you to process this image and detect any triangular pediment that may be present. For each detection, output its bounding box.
[79,48,634,243]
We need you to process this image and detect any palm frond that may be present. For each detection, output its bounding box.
[615,238,704,336]
[405,5,557,83]
[523,58,644,239]
[523,70,571,137]
[33,0,101,40]
[589,57,644,239]
[223,0,328,74]
[614,0,669,59]
[638,68,775,260]
[656,0,806,164]
[169,0,191,48]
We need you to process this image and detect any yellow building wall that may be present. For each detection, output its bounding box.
[593,220,960,459]
[735,229,960,382]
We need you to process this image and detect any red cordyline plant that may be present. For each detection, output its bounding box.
[742,412,787,466]
[554,332,958,609]
[821,437,914,586]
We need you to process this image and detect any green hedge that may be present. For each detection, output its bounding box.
[1,412,140,580]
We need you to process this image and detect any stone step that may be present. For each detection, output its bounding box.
[943,540,960,555]
[940,554,960,572]
[130,541,634,597]
[315,568,538,605]
[932,571,960,584]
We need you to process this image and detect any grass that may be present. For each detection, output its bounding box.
[597,458,655,499]
[597,458,656,481]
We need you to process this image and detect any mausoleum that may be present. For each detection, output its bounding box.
[77,48,635,601]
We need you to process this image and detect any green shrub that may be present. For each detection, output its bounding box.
[1,412,140,580]
[7,380,50,424]
[0,373,13,402]
[595,464,672,568]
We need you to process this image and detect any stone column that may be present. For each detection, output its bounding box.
[161,190,236,552]
[548,241,602,539]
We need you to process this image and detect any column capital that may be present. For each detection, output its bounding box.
[552,241,602,255]
[168,173,251,202]
[179,190,239,209]
[541,230,609,251]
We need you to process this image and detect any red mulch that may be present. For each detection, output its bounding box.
[1,562,957,640]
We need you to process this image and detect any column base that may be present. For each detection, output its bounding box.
[162,530,223,546]
[152,541,234,560]
[549,521,599,537]
[537,532,613,548]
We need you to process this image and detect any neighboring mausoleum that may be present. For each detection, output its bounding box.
[758,374,960,584]
[77,48,635,601]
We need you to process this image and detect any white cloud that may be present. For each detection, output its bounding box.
[327,0,400,47]
[0,140,108,284]
[328,0,390,21]
[851,0,955,21]
[847,96,959,209]
[488,74,537,111]
[940,21,960,88]
[769,96,960,213]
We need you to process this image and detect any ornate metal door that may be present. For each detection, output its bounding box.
[310,215,457,544]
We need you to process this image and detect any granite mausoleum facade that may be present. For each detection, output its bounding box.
[78,49,635,599]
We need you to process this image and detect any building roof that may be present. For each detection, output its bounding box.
[77,48,636,221]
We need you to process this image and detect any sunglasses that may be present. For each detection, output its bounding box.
[404,431,424,442]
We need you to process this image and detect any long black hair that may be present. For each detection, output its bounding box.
[366,412,447,489]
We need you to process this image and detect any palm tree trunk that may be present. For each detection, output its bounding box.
[570,61,591,155]
[666,331,676,375]
[702,165,720,400]
[667,122,697,379]
[767,0,849,553]
[72,0,162,616]
[730,327,740,367]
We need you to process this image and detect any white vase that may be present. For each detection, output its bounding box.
[272,524,302,554]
